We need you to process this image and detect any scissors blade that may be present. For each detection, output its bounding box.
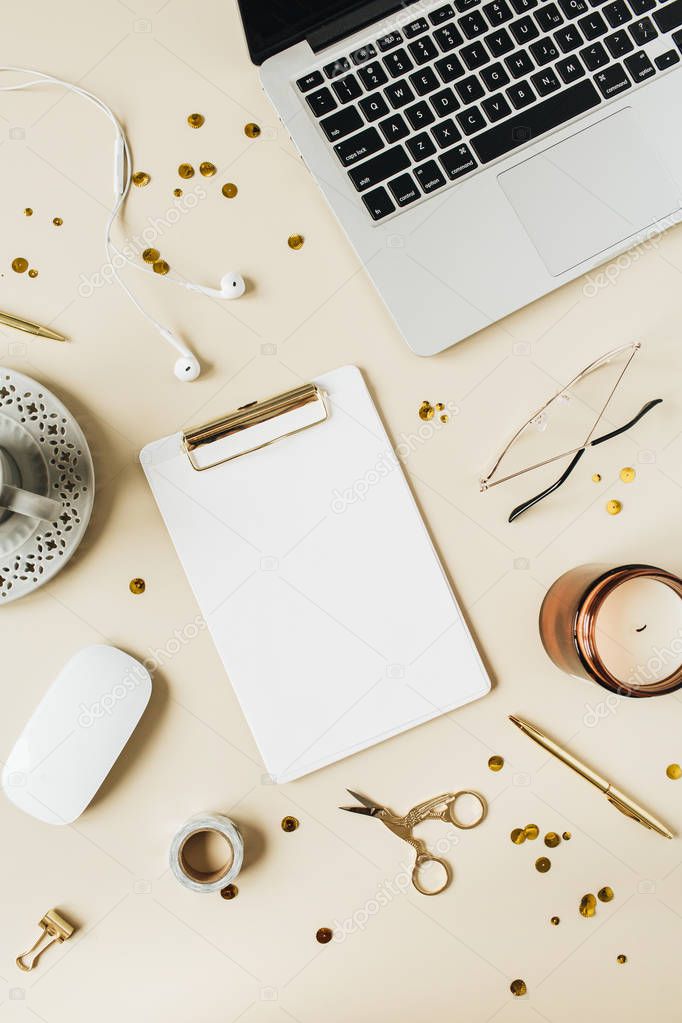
[339,790,386,816]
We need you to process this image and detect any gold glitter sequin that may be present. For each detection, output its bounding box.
[153,259,170,275]
[129,578,146,595]
[436,403,445,412]
[488,755,504,772]
[544,832,560,848]
[607,499,622,515]
[419,401,435,422]
[620,466,636,483]
[510,979,527,997]
[562,832,571,840]
[511,828,526,845]
[288,233,304,250]
[199,161,217,177]
[28,268,38,279]
[142,248,160,263]
[535,857,551,873]
[592,473,602,483]
[222,182,238,198]
[550,916,560,926]
[11,258,28,274]
[52,217,63,227]
[524,824,539,840]
[598,886,614,903]
[23,207,33,216]
[666,763,682,780]
[187,112,205,129]
[579,893,597,918]
[316,927,333,944]
[178,163,195,179]
[281,816,299,832]
[173,188,183,197]
[244,122,261,138]
[617,954,627,964]
[132,171,150,187]
[440,414,449,424]
[220,883,238,900]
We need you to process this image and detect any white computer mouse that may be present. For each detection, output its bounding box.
[2,645,151,825]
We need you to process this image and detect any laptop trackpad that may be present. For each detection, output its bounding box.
[498,108,680,277]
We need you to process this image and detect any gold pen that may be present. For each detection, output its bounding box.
[509,714,674,840]
[0,310,67,343]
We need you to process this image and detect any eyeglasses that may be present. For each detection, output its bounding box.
[480,342,662,523]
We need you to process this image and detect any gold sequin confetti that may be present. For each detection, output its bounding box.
[436,403,445,412]
[132,171,150,187]
[52,217,63,227]
[617,954,627,964]
[419,401,435,422]
[511,828,526,845]
[598,886,614,903]
[579,893,597,918]
[178,163,195,179]
[510,979,527,997]
[562,832,572,841]
[281,816,299,832]
[199,161,217,177]
[244,122,261,139]
[666,763,682,780]
[440,414,449,424]
[129,577,146,595]
[11,257,28,274]
[607,499,622,516]
[23,207,33,216]
[28,268,38,279]
[153,259,170,276]
[288,233,304,250]
[222,182,238,198]
[592,473,602,483]
[187,112,205,129]
[550,916,560,926]
[544,832,561,848]
[316,927,333,944]
[220,883,238,900]
[620,466,636,483]
[173,188,183,197]
[524,823,539,840]
[142,248,160,263]
[488,755,504,772]
[535,857,551,873]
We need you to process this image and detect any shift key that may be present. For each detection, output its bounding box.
[654,0,682,33]
[334,127,384,166]
[348,145,411,190]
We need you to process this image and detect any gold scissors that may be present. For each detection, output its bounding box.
[340,789,488,896]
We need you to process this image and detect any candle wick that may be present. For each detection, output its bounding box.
[635,625,647,633]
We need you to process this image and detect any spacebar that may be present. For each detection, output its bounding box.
[471,81,602,164]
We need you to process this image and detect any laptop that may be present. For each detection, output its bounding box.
[237,0,682,356]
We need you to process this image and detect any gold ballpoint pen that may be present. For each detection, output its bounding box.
[0,310,67,343]
[509,715,674,840]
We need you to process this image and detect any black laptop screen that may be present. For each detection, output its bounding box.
[238,1,376,64]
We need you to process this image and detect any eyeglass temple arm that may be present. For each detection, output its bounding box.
[508,399,663,523]
[590,398,663,446]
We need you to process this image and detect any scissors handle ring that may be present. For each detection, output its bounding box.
[448,790,488,830]
[411,854,451,897]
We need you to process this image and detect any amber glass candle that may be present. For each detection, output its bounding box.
[539,564,682,698]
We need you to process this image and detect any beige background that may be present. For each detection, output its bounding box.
[2,1,682,1020]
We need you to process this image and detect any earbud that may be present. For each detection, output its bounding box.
[174,355,201,382]
[186,271,246,300]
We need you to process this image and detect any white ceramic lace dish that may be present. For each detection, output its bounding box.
[0,368,94,604]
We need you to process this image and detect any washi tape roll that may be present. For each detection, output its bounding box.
[170,813,244,894]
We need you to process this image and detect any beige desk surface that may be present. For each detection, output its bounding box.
[2,2,682,1020]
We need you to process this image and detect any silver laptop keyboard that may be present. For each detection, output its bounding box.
[295,0,682,222]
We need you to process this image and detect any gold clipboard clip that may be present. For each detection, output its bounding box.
[16,909,75,972]
[182,382,328,471]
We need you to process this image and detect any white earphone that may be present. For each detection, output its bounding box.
[0,67,246,381]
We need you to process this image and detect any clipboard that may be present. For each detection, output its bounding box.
[140,366,490,782]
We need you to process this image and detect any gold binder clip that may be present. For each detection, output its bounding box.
[16,909,75,972]
[182,382,328,471]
